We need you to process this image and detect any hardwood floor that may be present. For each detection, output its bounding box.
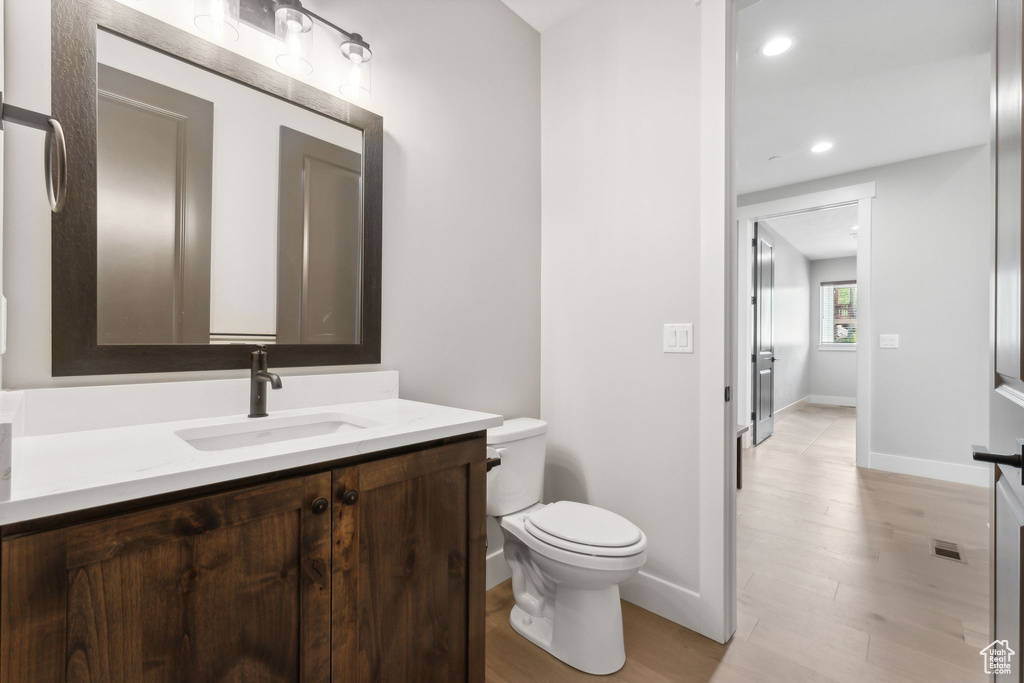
[485,404,991,682]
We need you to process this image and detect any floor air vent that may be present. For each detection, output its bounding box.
[930,539,964,563]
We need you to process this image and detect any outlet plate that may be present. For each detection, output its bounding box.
[879,334,899,349]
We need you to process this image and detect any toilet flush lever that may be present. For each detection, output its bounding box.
[486,447,506,472]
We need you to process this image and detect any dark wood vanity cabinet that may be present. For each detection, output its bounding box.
[0,436,486,682]
[332,440,486,681]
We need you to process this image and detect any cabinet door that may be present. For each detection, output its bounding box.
[333,437,486,682]
[1,473,332,682]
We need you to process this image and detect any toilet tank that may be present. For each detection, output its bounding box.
[486,418,548,517]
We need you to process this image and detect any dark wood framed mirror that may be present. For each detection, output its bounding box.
[51,0,382,376]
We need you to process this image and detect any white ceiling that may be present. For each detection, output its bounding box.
[499,0,594,32]
[736,0,994,195]
[764,204,859,261]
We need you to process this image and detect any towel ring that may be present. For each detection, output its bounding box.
[44,119,67,213]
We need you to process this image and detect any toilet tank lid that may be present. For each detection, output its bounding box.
[487,418,548,444]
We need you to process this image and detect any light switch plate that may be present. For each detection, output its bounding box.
[879,333,899,349]
[664,323,693,353]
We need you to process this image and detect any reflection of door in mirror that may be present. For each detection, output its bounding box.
[94,31,366,348]
[96,66,214,344]
[277,127,362,345]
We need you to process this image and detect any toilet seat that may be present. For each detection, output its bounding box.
[501,504,647,570]
[523,502,646,558]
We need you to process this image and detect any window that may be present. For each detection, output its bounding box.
[819,281,857,346]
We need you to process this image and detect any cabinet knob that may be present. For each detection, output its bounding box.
[311,497,329,515]
[342,489,359,506]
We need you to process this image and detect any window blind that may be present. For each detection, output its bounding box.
[819,281,857,345]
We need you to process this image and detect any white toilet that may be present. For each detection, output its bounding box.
[487,418,647,675]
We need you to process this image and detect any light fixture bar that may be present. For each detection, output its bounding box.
[272,0,364,45]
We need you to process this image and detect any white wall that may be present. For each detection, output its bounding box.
[740,146,991,484]
[3,0,542,422]
[540,0,704,622]
[809,257,857,403]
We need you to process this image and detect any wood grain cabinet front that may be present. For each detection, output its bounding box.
[0,436,486,682]
[1,473,333,682]
[331,438,487,682]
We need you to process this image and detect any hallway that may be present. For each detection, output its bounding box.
[737,404,989,682]
[485,404,991,681]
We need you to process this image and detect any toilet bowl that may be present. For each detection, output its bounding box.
[487,419,647,675]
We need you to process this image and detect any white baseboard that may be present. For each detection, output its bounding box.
[619,570,701,635]
[869,451,989,487]
[489,557,703,635]
[807,395,857,407]
[775,396,809,421]
[486,549,511,590]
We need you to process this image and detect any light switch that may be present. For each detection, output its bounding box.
[879,334,899,349]
[664,323,694,354]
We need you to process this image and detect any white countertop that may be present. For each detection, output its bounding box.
[2,398,502,525]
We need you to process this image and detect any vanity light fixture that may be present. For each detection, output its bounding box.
[274,1,315,75]
[761,36,793,57]
[194,0,241,44]
[339,33,372,101]
[266,0,374,100]
[811,141,833,153]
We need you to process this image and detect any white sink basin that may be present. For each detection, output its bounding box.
[176,412,378,452]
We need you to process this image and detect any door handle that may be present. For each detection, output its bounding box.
[770,357,779,362]
[972,444,1022,468]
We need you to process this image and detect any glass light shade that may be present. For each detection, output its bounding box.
[340,37,372,65]
[194,0,240,43]
[275,8,314,76]
[339,54,372,101]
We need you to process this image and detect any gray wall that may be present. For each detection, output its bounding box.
[767,229,811,412]
[2,0,541,420]
[741,145,991,473]
[809,257,857,401]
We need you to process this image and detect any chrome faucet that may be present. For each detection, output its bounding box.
[249,346,283,418]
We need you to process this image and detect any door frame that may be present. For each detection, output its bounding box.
[697,0,734,645]
[734,182,876,469]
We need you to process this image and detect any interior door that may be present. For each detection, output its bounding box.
[995,465,1024,682]
[753,221,776,445]
[96,66,213,344]
[277,126,363,345]
[987,0,1024,680]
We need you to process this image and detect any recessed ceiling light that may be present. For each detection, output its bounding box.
[851,225,859,230]
[761,37,793,57]
[811,141,833,153]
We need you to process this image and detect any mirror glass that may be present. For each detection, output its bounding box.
[95,31,364,346]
